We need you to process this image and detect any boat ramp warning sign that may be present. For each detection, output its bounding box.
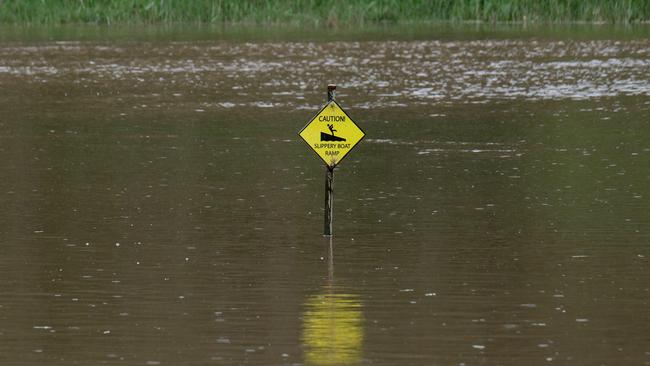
[299,100,365,167]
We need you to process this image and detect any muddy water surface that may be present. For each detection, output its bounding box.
[1,26,650,365]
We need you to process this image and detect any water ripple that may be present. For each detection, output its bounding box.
[1,39,649,108]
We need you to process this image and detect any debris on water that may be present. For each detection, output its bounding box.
[253,102,274,108]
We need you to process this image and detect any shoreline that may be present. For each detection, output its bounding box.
[0,1,648,26]
[1,21,650,43]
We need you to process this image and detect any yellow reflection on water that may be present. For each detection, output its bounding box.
[302,239,364,365]
[303,292,363,365]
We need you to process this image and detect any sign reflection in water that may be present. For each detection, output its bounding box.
[301,240,364,365]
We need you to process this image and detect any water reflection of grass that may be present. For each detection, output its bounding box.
[302,292,364,366]
[0,0,648,25]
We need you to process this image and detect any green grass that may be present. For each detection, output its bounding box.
[0,0,648,25]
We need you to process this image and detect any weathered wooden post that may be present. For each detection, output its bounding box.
[324,85,336,236]
[298,85,365,237]
[324,164,334,236]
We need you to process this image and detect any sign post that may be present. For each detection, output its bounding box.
[299,85,365,236]
[324,85,336,236]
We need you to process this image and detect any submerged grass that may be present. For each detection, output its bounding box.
[0,0,649,25]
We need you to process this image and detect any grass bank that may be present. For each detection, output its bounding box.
[0,0,649,25]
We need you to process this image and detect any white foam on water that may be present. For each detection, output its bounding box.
[1,39,649,109]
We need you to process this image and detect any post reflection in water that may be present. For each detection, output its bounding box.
[302,238,364,366]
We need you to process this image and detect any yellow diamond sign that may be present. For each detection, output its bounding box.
[299,100,365,167]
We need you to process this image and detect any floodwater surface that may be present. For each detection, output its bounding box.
[1,26,650,365]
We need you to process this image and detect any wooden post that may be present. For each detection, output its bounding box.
[324,84,336,236]
[324,165,334,236]
[327,84,336,103]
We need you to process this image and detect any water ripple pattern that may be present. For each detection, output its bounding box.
[1,39,649,109]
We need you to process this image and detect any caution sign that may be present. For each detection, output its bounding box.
[299,100,365,167]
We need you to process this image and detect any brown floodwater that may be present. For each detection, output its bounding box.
[1,25,650,365]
